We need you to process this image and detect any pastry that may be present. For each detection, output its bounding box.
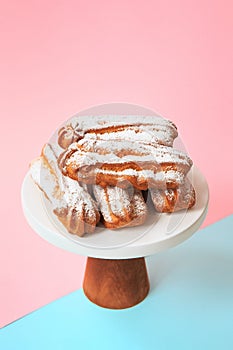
[58,139,193,190]
[128,189,148,227]
[30,114,196,236]
[150,179,196,213]
[30,143,100,236]
[93,185,147,229]
[58,115,178,149]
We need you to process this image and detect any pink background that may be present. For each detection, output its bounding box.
[1,0,232,327]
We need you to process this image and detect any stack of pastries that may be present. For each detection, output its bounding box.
[30,115,196,236]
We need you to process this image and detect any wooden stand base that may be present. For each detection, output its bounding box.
[83,257,150,309]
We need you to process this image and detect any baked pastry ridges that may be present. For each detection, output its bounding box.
[58,114,178,149]
[30,114,196,236]
[30,143,100,236]
[58,139,192,190]
[93,185,147,229]
[150,179,196,213]
[62,139,192,166]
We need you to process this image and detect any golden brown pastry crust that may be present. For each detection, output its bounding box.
[93,185,147,229]
[57,115,178,149]
[30,115,196,235]
[30,144,100,236]
[58,140,192,190]
[150,179,196,213]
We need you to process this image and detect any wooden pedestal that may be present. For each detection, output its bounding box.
[83,257,150,309]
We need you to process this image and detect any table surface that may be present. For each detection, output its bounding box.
[21,166,209,259]
[1,215,233,350]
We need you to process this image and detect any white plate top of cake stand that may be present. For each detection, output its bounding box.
[21,166,208,259]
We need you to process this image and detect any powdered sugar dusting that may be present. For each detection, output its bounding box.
[93,185,132,222]
[131,190,148,218]
[30,113,195,235]
[96,169,185,185]
[93,184,147,224]
[83,123,177,147]
[30,157,64,210]
[58,115,178,149]
[30,144,99,217]
[64,139,192,169]
[70,115,177,133]
[150,179,196,212]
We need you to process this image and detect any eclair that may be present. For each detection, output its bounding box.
[30,143,100,236]
[150,179,196,213]
[58,115,178,149]
[58,139,192,190]
[93,185,147,229]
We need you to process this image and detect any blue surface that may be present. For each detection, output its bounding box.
[1,215,233,350]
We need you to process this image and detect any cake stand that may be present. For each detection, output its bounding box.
[21,166,209,309]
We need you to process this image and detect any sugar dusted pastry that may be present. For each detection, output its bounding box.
[128,189,148,227]
[150,179,196,213]
[58,122,83,150]
[57,115,178,149]
[93,185,147,229]
[58,139,192,190]
[30,114,196,237]
[30,143,100,236]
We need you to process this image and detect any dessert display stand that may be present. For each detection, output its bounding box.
[21,166,208,310]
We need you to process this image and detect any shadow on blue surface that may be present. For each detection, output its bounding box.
[1,215,233,350]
